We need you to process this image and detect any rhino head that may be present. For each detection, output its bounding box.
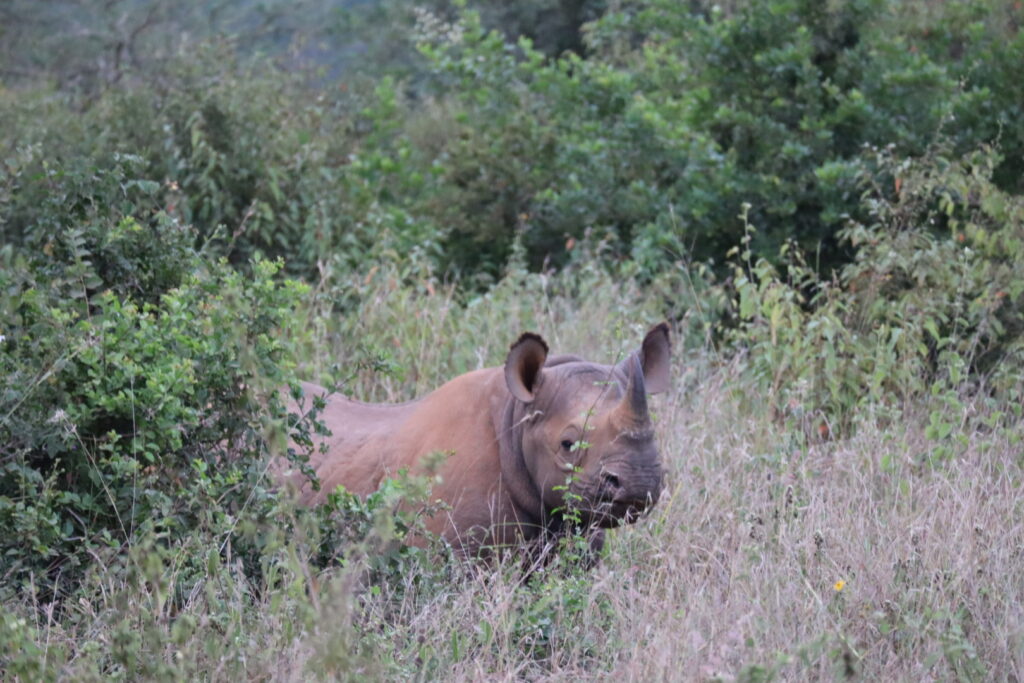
[501,323,671,530]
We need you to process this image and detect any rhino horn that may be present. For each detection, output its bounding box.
[614,354,650,430]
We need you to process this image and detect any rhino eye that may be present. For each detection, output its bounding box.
[560,439,574,451]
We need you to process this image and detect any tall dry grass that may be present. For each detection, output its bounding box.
[278,264,1023,680]
[273,370,1023,680]
[12,264,1023,681]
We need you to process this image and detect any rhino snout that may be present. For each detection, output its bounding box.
[596,464,662,516]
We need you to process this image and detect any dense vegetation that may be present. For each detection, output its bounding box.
[2,0,1022,679]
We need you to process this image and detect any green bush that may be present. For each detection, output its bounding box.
[4,1,1021,287]
[724,143,1024,437]
[0,151,314,598]
[407,0,1023,281]
[0,50,441,283]
[844,143,1024,393]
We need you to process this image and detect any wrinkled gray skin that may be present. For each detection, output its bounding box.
[284,323,671,556]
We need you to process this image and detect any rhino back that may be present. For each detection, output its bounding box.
[293,370,516,538]
[284,381,411,501]
[396,368,527,543]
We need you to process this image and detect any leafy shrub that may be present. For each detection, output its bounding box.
[0,149,193,302]
[409,0,1024,282]
[4,1,1021,287]
[0,469,450,680]
[0,148,314,599]
[416,9,712,280]
[0,48,442,283]
[725,144,1024,436]
[844,143,1024,393]
[893,0,1024,194]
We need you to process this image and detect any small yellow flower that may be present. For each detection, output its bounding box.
[833,580,846,592]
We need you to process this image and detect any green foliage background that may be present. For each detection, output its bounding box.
[1,0,1023,678]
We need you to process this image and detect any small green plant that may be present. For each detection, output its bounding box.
[314,464,450,576]
[550,400,609,566]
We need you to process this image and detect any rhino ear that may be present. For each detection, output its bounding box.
[505,333,549,403]
[619,322,672,394]
[640,322,672,393]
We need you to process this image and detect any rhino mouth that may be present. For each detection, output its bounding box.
[587,470,660,525]
[555,466,661,527]
[584,494,657,527]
